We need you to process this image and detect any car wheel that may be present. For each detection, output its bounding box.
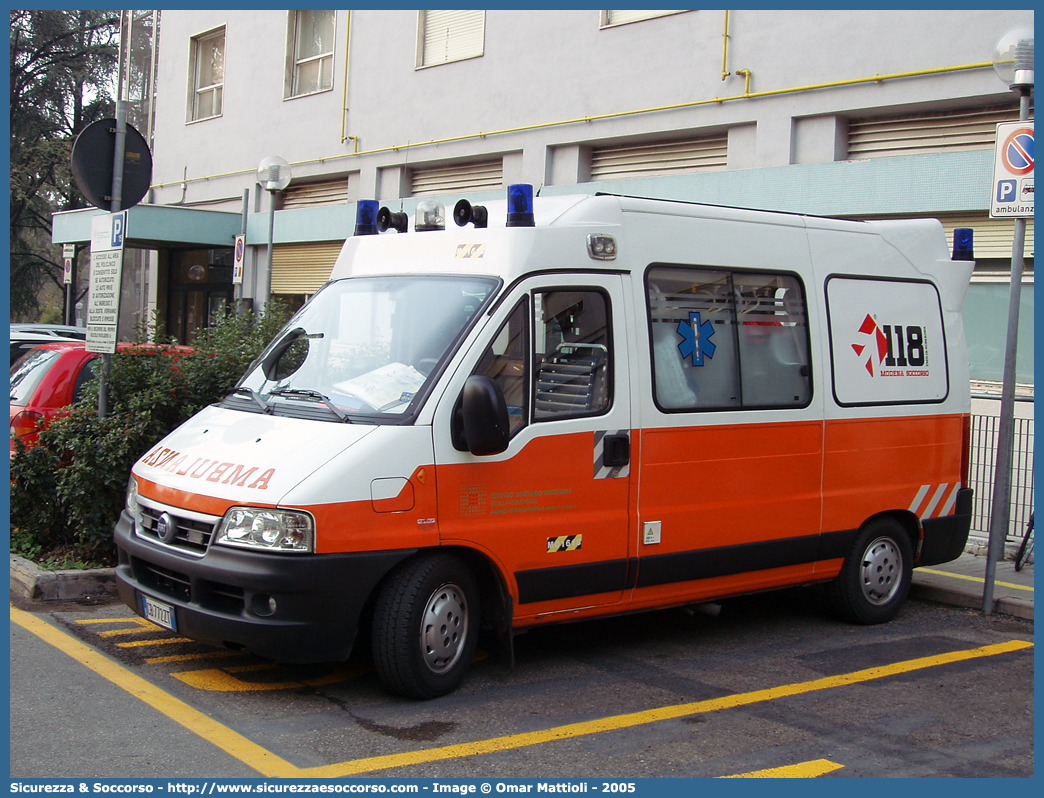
[372,553,479,699]
[828,518,913,625]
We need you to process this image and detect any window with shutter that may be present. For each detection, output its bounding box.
[418,10,485,68]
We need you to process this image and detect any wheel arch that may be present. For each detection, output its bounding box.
[861,509,923,561]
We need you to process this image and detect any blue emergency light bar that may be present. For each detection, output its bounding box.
[355,200,379,236]
[506,184,535,228]
[952,227,974,261]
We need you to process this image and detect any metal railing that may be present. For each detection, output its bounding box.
[967,411,1035,548]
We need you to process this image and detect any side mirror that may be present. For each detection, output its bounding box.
[461,375,510,456]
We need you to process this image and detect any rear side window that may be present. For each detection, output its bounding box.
[826,277,948,406]
[9,349,61,405]
[646,265,812,411]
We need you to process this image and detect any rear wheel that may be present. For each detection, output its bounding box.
[371,553,479,699]
[828,518,913,624]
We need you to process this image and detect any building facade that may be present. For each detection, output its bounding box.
[53,8,1033,388]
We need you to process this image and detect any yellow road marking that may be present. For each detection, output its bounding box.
[116,637,194,648]
[917,567,1034,592]
[11,605,300,778]
[719,758,844,778]
[76,617,156,626]
[172,663,370,692]
[99,627,165,638]
[11,604,1033,779]
[145,651,243,664]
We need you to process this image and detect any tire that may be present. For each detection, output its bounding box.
[827,518,913,625]
[371,553,479,699]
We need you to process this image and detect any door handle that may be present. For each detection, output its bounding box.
[603,432,630,468]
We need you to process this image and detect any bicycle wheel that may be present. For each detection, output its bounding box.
[1014,514,1033,572]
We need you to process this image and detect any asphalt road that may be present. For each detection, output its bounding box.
[9,586,1034,779]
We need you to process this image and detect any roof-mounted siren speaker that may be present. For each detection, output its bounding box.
[377,206,409,233]
[355,200,379,236]
[505,184,535,228]
[453,198,488,228]
[952,228,974,261]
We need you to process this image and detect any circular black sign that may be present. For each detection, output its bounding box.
[70,118,153,211]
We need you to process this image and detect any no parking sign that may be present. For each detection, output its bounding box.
[991,121,1034,218]
[233,234,246,285]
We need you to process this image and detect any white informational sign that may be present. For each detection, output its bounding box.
[233,234,246,285]
[86,212,127,354]
[990,121,1034,219]
[826,277,948,407]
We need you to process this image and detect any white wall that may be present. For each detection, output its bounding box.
[149,9,1033,206]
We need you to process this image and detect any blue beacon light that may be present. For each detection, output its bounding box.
[355,200,379,235]
[505,184,535,227]
[952,227,974,261]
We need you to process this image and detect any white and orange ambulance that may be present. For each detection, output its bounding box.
[115,187,976,698]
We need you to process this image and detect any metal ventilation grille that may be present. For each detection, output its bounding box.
[589,136,728,181]
[410,159,503,196]
[847,105,1023,159]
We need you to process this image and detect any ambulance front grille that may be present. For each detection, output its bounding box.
[136,504,219,556]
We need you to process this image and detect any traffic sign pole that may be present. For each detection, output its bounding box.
[983,91,1033,614]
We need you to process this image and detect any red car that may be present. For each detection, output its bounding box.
[9,341,190,455]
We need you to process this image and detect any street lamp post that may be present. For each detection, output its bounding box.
[255,156,292,310]
[982,26,1033,614]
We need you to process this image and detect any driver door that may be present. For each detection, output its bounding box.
[434,274,635,620]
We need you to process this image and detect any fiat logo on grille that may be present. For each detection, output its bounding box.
[156,512,178,544]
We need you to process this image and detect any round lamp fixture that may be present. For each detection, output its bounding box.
[256,156,292,192]
[992,26,1034,89]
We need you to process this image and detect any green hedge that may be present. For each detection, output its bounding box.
[10,304,292,568]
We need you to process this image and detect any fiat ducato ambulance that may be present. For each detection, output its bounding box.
[115,187,975,698]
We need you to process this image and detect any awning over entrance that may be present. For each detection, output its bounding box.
[52,204,241,249]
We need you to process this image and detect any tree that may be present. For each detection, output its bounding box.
[9,9,119,320]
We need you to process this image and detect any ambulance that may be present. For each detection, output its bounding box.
[115,187,976,698]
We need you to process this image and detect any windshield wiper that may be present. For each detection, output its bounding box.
[268,388,351,422]
[231,386,271,413]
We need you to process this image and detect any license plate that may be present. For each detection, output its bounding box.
[141,594,177,631]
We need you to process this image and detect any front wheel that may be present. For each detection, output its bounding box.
[371,553,480,699]
[827,518,913,624]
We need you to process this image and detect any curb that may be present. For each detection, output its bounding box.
[9,554,118,603]
[909,581,1033,622]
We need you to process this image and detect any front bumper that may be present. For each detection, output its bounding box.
[114,510,415,663]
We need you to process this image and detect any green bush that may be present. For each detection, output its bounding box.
[9,303,292,567]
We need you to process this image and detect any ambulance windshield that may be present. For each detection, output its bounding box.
[235,275,497,419]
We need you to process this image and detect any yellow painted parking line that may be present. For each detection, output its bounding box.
[116,637,195,648]
[145,651,242,664]
[172,663,369,692]
[719,758,844,778]
[76,617,155,626]
[99,626,165,638]
[11,604,1033,779]
[917,567,1034,592]
[11,605,300,778]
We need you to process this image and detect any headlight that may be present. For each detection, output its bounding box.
[215,507,314,553]
[125,477,141,527]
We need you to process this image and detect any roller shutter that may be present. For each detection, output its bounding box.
[420,10,484,67]
[589,136,728,181]
[271,241,343,295]
[847,105,1023,159]
[410,159,503,196]
[282,179,349,209]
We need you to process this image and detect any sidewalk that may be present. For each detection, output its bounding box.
[11,550,1033,620]
[912,551,1034,621]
